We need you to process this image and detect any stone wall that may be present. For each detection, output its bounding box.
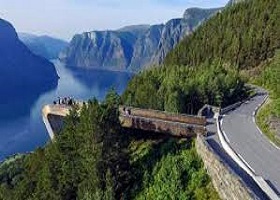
[119,106,206,126]
[195,135,254,200]
[119,115,206,137]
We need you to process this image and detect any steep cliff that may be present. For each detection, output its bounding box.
[0,19,58,88]
[59,31,136,71]
[151,7,221,65]
[60,7,221,72]
[129,24,164,71]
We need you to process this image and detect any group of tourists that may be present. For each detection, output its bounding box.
[53,97,75,106]
[123,107,131,116]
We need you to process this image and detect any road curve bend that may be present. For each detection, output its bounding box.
[221,88,280,198]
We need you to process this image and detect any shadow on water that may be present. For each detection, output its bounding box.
[0,81,57,122]
[0,61,133,161]
[67,66,133,92]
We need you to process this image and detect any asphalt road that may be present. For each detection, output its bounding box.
[221,89,280,196]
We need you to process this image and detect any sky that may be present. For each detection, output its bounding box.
[0,0,229,41]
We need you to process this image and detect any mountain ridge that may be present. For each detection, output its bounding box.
[60,7,221,72]
[0,18,58,89]
[19,33,68,60]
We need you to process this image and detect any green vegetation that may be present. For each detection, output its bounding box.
[130,138,219,200]
[0,155,25,191]
[2,0,280,199]
[165,0,280,70]
[123,62,247,114]
[163,0,280,147]
[253,51,280,147]
[123,0,280,115]
[0,92,219,200]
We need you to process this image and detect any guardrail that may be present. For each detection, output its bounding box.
[217,116,279,200]
[220,101,243,115]
[220,91,259,115]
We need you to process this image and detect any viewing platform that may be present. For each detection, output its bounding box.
[42,104,207,140]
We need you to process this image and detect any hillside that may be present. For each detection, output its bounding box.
[165,0,280,69]
[19,33,68,60]
[125,0,280,146]
[0,19,58,85]
[0,94,219,200]
[253,50,280,146]
[122,62,247,115]
[0,19,59,121]
[0,19,58,93]
[1,0,280,199]
[60,7,221,72]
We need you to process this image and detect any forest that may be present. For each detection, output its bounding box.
[122,62,248,115]
[0,92,219,200]
[122,0,280,146]
[1,0,280,199]
[165,0,280,70]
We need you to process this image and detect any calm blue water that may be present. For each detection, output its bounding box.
[0,61,133,161]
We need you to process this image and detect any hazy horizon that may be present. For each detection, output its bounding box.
[0,0,228,41]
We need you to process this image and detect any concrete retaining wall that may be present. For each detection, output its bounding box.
[42,105,71,140]
[119,106,206,126]
[119,115,206,137]
[196,135,254,200]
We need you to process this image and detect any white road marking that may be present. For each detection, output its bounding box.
[223,130,230,143]
[238,153,256,173]
[255,119,280,151]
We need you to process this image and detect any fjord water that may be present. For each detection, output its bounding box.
[0,61,132,161]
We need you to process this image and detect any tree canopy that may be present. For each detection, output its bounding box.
[122,62,247,115]
[0,91,219,200]
[165,0,280,70]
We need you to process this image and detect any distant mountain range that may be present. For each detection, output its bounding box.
[60,7,222,72]
[19,33,68,60]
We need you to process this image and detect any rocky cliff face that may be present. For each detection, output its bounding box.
[129,24,164,71]
[19,33,68,60]
[0,19,58,88]
[60,31,137,71]
[60,7,221,72]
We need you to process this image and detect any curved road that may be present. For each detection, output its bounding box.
[221,89,280,197]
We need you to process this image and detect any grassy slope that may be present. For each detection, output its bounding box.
[128,136,220,200]
[252,50,280,147]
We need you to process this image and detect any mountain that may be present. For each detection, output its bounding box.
[60,7,221,72]
[59,31,137,71]
[0,19,58,91]
[19,33,68,60]
[117,25,151,38]
[123,0,280,114]
[129,24,165,71]
[164,0,280,69]
[151,7,221,66]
